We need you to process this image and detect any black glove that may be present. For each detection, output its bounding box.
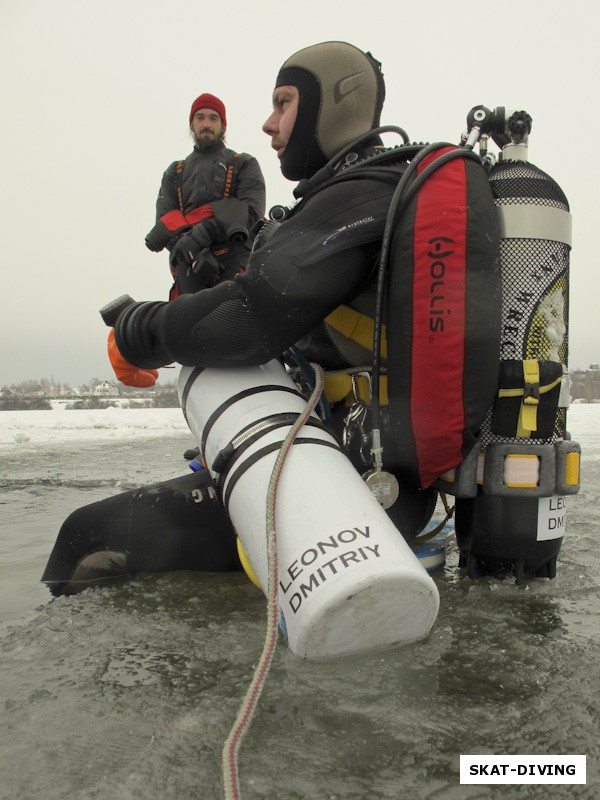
[114,300,171,370]
[145,222,180,252]
[169,235,195,270]
[191,248,221,288]
[145,211,190,252]
[169,224,214,270]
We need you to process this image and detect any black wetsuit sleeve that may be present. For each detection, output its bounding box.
[115,176,393,369]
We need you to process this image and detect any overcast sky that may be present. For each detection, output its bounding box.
[1,0,598,387]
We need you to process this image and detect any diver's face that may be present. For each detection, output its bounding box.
[262,85,299,163]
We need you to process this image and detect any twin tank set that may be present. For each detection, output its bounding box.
[438,105,580,581]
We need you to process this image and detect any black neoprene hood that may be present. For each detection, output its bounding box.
[274,41,385,180]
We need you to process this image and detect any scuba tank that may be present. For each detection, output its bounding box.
[446,106,581,581]
[177,359,440,658]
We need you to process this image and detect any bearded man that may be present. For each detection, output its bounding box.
[145,93,266,296]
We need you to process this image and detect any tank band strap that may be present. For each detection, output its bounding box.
[212,412,326,475]
[201,385,304,455]
[498,204,572,246]
[222,437,341,510]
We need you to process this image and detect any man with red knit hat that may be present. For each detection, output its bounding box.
[145,92,265,296]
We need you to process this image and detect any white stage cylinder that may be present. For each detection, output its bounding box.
[179,361,439,659]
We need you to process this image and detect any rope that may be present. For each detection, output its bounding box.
[221,363,325,800]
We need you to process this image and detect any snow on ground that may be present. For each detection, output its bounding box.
[0,406,189,448]
[1,400,599,454]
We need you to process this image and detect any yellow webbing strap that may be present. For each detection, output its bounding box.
[323,306,389,405]
[519,360,540,437]
[325,306,388,359]
[496,360,562,438]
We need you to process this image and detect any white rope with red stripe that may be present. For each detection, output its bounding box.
[222,363,325,800]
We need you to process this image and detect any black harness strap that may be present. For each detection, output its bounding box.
[173,151,241,209]
[175,160,185,212]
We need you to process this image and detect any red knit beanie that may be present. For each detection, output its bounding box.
[189,93,227,127]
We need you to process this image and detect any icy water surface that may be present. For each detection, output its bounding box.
[0,406,598,799]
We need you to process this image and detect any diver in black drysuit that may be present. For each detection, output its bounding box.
[44,42,441,594]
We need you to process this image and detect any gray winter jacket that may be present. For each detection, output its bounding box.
[146,142,266,254]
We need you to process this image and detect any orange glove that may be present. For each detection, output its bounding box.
[107,328,159,388]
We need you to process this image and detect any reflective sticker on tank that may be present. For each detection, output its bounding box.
[537,495,567,541]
